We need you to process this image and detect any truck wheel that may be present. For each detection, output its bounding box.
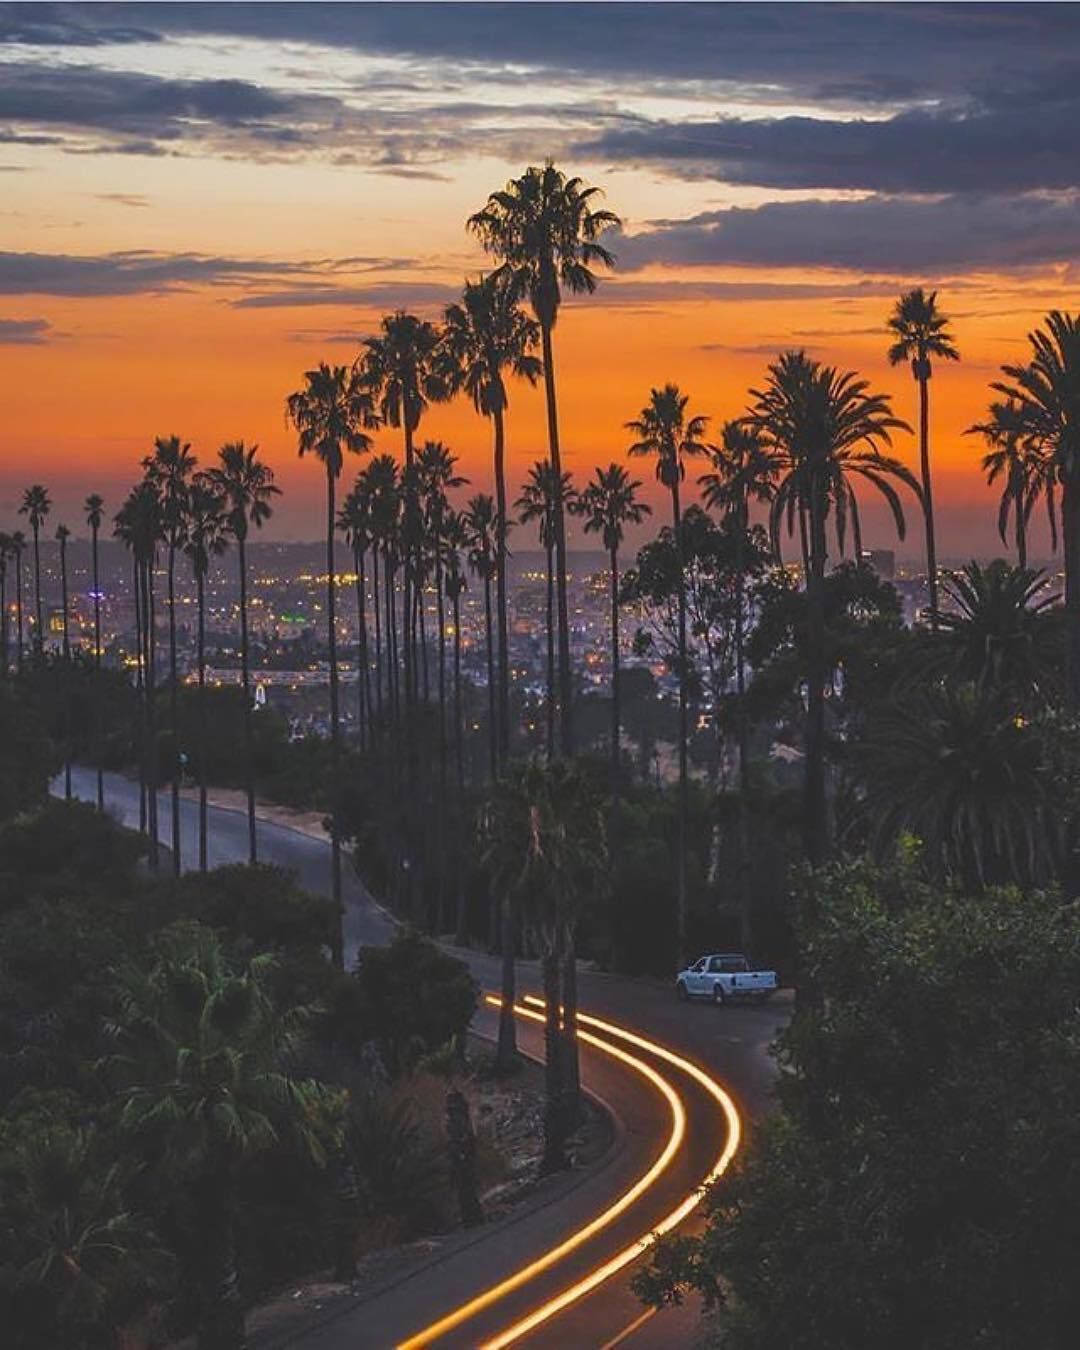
[676,981,689,1002]
[712,984,726,1006]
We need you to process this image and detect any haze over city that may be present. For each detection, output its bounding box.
[3,2,1079,557]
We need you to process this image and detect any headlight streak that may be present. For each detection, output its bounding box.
[395,998,684,1350]
[474,996,742,1350]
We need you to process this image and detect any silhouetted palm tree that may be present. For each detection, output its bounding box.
[443,509,470,932]
[84,493,106,809]
[183,475,230,871]
[442,274,542,759]
[516,461,575,759]
[10,530,25,673]
[573,464,651,784]
[364,454,402,726]
[0,532,10,677]
[469,164,620,754]
[464,493,500,783]
[748,351,915,865]
[699,421,777,946]
[358,312,446,706]
[886,288,959,626]
[337,479,374,750]
[55,522,72,800]
[144,435,196,876]
[287,366,377,965]
[627,384,709,964]
[994,313,1080,705]
[206,442,280,870]
[19,483,51,657]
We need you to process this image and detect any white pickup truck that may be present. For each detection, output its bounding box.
[676,953,778,1005]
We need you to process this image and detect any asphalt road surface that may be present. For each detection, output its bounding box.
[59,768,787,1349]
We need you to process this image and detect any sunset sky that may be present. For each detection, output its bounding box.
[3,2,1080,558]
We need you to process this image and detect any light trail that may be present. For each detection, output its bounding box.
[395,999,683,1350]
[474,997,742,1350]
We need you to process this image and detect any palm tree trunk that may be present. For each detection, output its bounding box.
[917,366,939,628]
[1015,471,1028,571]
[197,567,209,872]
[1064,479,1080,709]
[145,556,160,871]
[0,562,6,677]
[493,406,511,762]
[386,551,399,725]
[133,555,146,835]
[403,424,416,712]
[60,537,71,799]
[92,523,104,811]
[484,570,497,782]
[453,589,468,944]
[31,524,42,657]
[672,480,689,968]
[435,542,448,929]
[354,545,367,750]
[326,471,344,970]
[417,578,430,703]
[496,887,518,1072]
[540,323,574,755]
[805,490,829,864]
[372,547,383,728]
[14,553,24,674]
[545,541,556,760]
[734,511,753,952]
[167,543,182,876]
[237,535,257,866]
[610,544,620,791]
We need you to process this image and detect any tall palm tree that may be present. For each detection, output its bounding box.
[469,164,620,754]
[56,522,72,801]
[463,493,500,783]
[994,313,1080,705]
[0,532,9,677]
[573,464,651,784]
[114,481,163,869]
[886,288,959,626]
[442,273,542,759]
[182,475,230,872]
[206,442,280,870]
[699,422,777,948]
[627,384,709,964]
[337,479,374,750]
[144,435,196,876]
[516,461,575,759]
[19,483,51,657]
[111,925,341,1350]
[287,365,377,966]
[360,454,401,729]
[84,493,106,809]
[10,530,25,673]
[357,312,446,707]
[747,351,916,865]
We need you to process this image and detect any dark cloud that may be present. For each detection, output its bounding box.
[233,281,459,311]
[0,315,52,343]
[0,3,159,47]
[0,250,324,296]
[593,278,903,307]
[619,194,1080,273]
[93,192,148,207]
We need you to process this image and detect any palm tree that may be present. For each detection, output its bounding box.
[144,436,196,877]
[357,312,446,707]
[969,400,1056,572]
[85,493,106,809]
[469,164,620,754]
[442,274,542,759]
[361,454,402,729]
[627,384,709,964]
[516,461,575,759]
[442,509,470,932]
[55,522,72,801]
[463,493,500,783]
[182,476,231,872]
[993,313,1080,705]
[19,483,51,657]
[205,443,280,871]
[573,464,651,784]
[886,288,960,626]
[0,532,9,677]
[337,479,374,750]
[10,529,25,673]
[287,365,377,966]
[699,421,777,948]
[747,351,916,864]
[114,481,163,869]
[111,924,341,1350]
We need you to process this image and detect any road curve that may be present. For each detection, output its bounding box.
[57,769,786,1348]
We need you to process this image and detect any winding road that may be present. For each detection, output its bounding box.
[59,768,787,1349]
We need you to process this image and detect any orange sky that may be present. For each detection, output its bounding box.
[2,6,1077,562]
